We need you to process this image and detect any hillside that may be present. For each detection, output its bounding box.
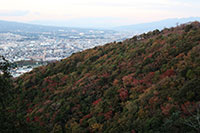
[11,22,200,132]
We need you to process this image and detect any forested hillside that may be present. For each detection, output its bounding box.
[3,22,200,132]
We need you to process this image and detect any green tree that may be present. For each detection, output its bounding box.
[0,56,29,132]
[0,55,16,132]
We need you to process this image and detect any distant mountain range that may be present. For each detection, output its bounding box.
[0,17,200,33]
[0,20,94,32]
[113,17,200,33]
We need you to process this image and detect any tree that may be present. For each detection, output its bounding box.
[0,56,29,132]
[0,55,15,132]
[182,102,200,132]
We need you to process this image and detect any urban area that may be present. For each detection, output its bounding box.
[0,28,132,77]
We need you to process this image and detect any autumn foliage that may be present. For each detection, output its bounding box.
[13,22,200,132]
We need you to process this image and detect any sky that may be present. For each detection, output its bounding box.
[0,0,200,27]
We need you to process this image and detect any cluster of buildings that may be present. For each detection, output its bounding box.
[0,29,132,76]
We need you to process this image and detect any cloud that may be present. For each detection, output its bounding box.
[0,10,30,16]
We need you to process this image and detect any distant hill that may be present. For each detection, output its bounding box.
[0,20,94,32]
[2,17,200,33]
[114,17,200,33]
[2,22,200,132]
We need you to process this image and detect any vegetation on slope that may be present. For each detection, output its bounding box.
[4,22,200,132]
[0,56,31,132]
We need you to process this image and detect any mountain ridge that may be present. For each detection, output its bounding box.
[114,17,200,32]
[1,17,200,32]
[0,20,100,32]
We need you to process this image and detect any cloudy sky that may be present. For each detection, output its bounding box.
[0,0,199,27]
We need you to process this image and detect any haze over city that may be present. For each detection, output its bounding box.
[0,0,200,28]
